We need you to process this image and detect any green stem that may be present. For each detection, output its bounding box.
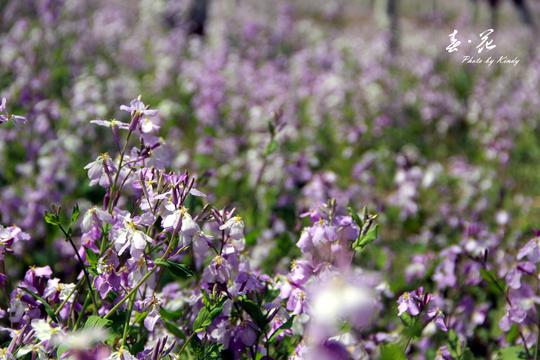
[54,278,82,316]
[534,279,540,360]
[73,294,91,330]
[103,267,156,319]
[59,225,98,313]
[108,129,132,213]
[177,332,196,358]
[121,292,136,348]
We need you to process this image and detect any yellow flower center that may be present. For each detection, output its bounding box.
[214,255,224,266]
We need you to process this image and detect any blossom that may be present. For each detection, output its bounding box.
[81,207,113,231]
[517,237,540,263]
[51,327,108,350]
[308,271,376,335]
[0,98,26,124]
[114,218,152,258]
[90,119,130,130]
[84,153,116,187]
[427,308,448,332]
[203,255,232,284]
[219,215,245,241]
[397,291,420,316]
[120,96,159,133]
[31,319,64,342]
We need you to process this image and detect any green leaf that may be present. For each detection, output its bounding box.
[497,346,528,360]
[44,211,60,226]
[380,343,406,360]
[160,306,183,321]
[353,224,378,252]
[84,315,112,329]
[268,316,295,343]
[18,287,59,323]
[505,324,520,343]
[163,319,185,339]
[193,299,225,332]
[268,121,276,137]
[71,204,80,224]
[238,298,266,328]
[155,259,194,279]
[264,139,278,156]
[400,314,423,339]
[85,248,99,270]
[134,311,148,324]
[447,330,462,357]
[56,344,69,357]
[348,206,363,228]
[480,268,505,293]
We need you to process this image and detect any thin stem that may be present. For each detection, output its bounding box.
[108,129,133,213]
[177,332,196,358]
[535,278,540,359]
[54,278,83,316]
[121,292,136,348]
[59,225,98,313]
[103,267,156,319]
[478,261,532,358]
[73,294,91,330]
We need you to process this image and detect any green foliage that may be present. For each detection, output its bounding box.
[71,203,80,224]
[268,316,295,343]
[399,313,423,339]
[447,330,475,360]
[238,298,266,329]
[480,268,505,294]
[349,206,379,253]
[380,343,406,360]
[496,347,528,360]
[193,297,226,333]
[84,315,112,329]
[154,259,194,279]
[264,139,279,156]
[44,211,61,226]
[162,319,185,339]
[160,306,183,321]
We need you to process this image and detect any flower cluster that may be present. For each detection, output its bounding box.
[0,0,540,358]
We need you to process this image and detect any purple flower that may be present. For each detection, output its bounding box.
[113,217,153,258]
[203,255,232,285]
[286,287,306,315]
[84,153,116,188]
[517,237,540,263]
[397,291,420,316]
[428,308,448,332]
[288,259,313,286]
[0,98,26,124]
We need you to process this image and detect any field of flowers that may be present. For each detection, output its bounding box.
[1,0,540,359]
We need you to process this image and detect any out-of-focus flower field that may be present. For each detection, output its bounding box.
[1,0,540,358]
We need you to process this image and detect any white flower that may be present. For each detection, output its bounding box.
[115,218,152,258]
[82,207,113,231]
[51,327,108,350]
[161,202,182,229]
[219,216,244,240]
[90,119,130,130]
[140,116,160,133]
[31,319,64,342]
[161,205,200,239]
[17,344,48,359]
[108,348,136,360]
